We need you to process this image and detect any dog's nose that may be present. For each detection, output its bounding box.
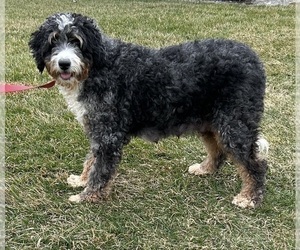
[58,59,71,71]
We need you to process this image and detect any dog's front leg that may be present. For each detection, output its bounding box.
[67,151,94,188]
[69,134,124,203]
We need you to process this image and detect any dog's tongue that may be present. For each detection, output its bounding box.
[60,72,72,80]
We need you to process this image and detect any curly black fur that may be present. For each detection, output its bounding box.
[29,13,268,208]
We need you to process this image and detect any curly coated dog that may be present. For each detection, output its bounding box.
[29,13,269,208]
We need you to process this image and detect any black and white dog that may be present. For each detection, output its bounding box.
[29,13,269,208]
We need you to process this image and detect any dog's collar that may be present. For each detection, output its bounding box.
[0,80,56,93]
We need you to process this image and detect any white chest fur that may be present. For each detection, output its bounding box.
[58,85,87,126]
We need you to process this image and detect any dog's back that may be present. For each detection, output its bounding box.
[97,39,266,142]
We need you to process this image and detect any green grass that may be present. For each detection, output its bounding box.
[5,0,295,249]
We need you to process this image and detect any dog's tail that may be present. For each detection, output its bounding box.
[256,135,269,158]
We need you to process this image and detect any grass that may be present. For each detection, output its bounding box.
[5,0,295,249]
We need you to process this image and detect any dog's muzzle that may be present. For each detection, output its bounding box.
[58,59,72,80]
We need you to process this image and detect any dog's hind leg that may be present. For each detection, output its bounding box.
[188,132,226,175]
[67,152,95,188]
[231,157,268,208]
[219,124,268,208]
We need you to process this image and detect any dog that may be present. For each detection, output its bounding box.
[29,13,269,208]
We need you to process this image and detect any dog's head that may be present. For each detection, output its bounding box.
[29,13,106,86]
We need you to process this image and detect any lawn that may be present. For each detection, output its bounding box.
[5,0,295,249]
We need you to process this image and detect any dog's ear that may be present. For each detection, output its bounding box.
[29,22,53,73]
[73,14,108,69]
[29,29,47,73]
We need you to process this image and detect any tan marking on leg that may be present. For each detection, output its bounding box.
[80,152,95,183]
[232,165,261,209]
[67,153,95,188]
[80,153,95,182]
[189,132,224,175]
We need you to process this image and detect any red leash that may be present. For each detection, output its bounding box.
[0,80,56,93]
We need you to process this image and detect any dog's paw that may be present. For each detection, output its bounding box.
[188,163,213,176]
[67,174,86,188]
[232,193,256,208]
[68,188,103,203]
[68,194,82,203]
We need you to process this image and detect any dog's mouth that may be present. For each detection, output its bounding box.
[60,72,72,80]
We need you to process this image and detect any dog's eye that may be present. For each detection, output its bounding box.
[68,35,83,48]
[48,32,59,44]
[69,38,79,45]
